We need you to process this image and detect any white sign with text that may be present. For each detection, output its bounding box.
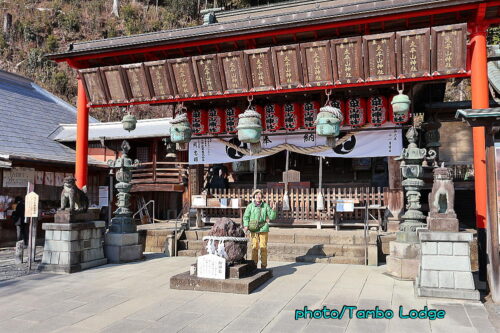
[197,254,226,280]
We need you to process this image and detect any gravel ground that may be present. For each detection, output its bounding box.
[0,246,43,282]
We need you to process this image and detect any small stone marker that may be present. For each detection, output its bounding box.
[14,240,23,264]
[197,254,226,280]
[24,192,39,218]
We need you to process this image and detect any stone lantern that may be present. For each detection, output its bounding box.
[396,126,427,243]
[236,108,262,154]
[315,105,343,147]
[105,140,142,263]
[121,113,137,132]
[169,113,192,144]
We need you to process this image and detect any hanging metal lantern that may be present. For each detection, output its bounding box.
[391,89,411,124]
[122,113,137,132]
[236,103,262,154]
[315,105,343,147]
[169,113,192,144]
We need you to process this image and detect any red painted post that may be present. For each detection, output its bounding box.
[75,77,89,189]
[470,21,489,281]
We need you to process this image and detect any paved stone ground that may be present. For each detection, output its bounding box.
[0,255,497,333]
[0,246,43,282]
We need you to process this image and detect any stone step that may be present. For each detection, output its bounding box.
[266,254,366,265]
[178,240,205,251]
[177,249,201,257]
[258,243,366,257]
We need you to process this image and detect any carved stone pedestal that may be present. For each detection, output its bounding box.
[386,241,421,280]
[427,212,459,232]
[415,231,479,300]
[39,221,107,274]
[54,208,101,223]
[104,232,143,263]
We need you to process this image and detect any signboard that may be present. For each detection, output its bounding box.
[122,63,151,102]
[197,254,226,280]
[272,44,303,89]
[431,23,467,75]
[363,32,396,81]
[168,57,198,98]
[143,60,175,100]
[55,173,65,187]
[79,68,108,105]
[99,186,109,207]
[25,192,39,218]
[2,167,35,188]
[100,65,129,103]
[336,199,355,212]
[300,41,333,86]
[245,48,275,91]
[331,37,364,84]
[189,127,402,164]
[396,28,431,78]
[192,54,223,96]
[218,51,249,94]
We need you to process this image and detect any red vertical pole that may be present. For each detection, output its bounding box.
[75,77,89,189]
[470,21,489,280]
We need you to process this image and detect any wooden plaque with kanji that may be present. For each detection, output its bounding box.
[192,54,223,96]
[363,33,396,81]
[431,23,467,75]
[79,68,108,105]
[300,41,333,87]
[331,37,364,84]
[396,28,431,78]
[218,51,249,94]
[143,60,175,100]
[168,57,198,98]
[272,44,303,89]
[244,48,276,92]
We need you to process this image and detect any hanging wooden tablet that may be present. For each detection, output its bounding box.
[244,48,275,92]
[396,28,431,78]
[300,41,333,87]
[192,54,223,96]
[218,51,249,94]
[431,23,467,75]
[331,37,364,84]
[168,57,198,98]
[363,32,396,81]
[272,44,303,89]
[143,60,175,100]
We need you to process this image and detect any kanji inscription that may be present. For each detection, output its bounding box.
[331,37,364,84]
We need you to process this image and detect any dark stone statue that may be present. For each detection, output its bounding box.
[59,176,89,213]
[427,163,459,232]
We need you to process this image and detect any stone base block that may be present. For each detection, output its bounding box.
[389,241,420,258]
[386,221,400,233]
[170,269,272,294]
[105,232,139,246]
[38,258,107,274]
[415,276,479,301]
[105,244,143,263]
[39,221,106,274]
[386,256,420,280]
[427,215,459,232]
[54,208,101,223]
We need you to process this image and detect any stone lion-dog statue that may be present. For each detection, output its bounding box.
[59,176,89,213]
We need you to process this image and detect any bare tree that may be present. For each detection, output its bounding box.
[112,0,120,18]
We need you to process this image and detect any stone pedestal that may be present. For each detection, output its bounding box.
[427,212,459,232]
[386,219,400,233]
[415,231,479,300]
[386,241,420,280]
[54,208,101,223]
[39,221,107,274]
[104,232,143,263]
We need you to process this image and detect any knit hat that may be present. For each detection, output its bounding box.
[252,189,262,198]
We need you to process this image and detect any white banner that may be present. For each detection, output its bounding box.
[189,128,402,165]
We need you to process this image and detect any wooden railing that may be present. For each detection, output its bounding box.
[206,187,388,226]
[131,161,188,185]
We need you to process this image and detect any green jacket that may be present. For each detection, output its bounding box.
[243,201,277,233]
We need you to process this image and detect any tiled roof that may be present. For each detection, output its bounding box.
[51,118,173,142]
[0,70,103,165]
[489,45,500,96]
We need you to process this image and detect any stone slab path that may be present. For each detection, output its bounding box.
[0,255,497,332]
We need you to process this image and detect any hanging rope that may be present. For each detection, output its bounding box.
[215,127,361,157]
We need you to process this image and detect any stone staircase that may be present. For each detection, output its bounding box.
[177,227,378,265]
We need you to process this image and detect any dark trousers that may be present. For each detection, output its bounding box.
[16,224,28,246]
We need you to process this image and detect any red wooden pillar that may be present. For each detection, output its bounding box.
[470,23,488,229]
[470,21,489,280]
[75,77,89,189]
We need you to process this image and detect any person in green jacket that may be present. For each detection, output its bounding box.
[243,189,277,269]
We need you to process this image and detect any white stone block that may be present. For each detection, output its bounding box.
[420,270,438,288]
[438,271,454,288]
[61,230,79,241]
[105,233,139,246]
[437,242,453,255]
[421,255,471,272]
[81,230,91,240]
[453,243,469,256]
[53,230,61,241]
[42,251,51,264]
[421,242,437,255]
[44,230,53,240]
[50,252,60,265]
[59,252,70,265]
[454,272,475,290]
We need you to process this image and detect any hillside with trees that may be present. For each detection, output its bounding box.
[0,1,498,120]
